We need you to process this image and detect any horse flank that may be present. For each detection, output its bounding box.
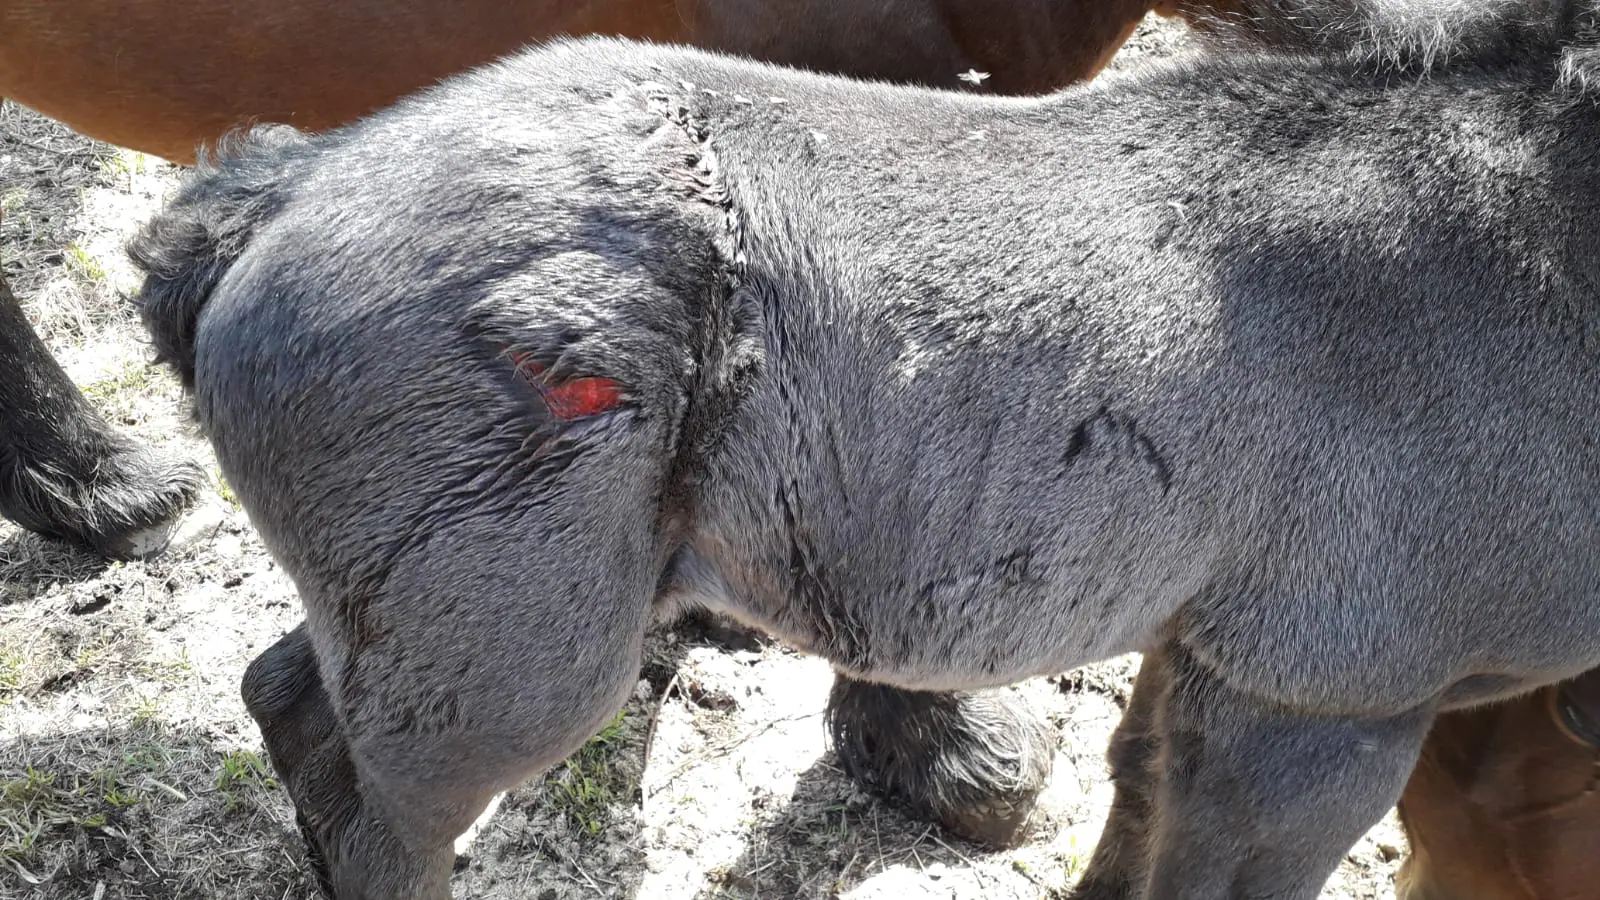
[1197,0,1600,85]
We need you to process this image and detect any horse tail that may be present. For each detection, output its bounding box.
[129,124,314,388]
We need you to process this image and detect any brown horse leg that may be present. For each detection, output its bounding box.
[0,263,203,556]
[826,675,1055,848]
[1069,647,1173,900]
[1392,704,1521,900]
[1395,674,1600,900]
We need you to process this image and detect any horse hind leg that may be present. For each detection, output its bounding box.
[0,267,203,557]
[240,507,658,899]
[242,624,424,898]
[244,622,521,898]
[825,674,1055,848]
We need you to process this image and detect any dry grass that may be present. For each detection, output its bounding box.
[0,101,126,345]
[0,724,299,898]
[0,502,318,899]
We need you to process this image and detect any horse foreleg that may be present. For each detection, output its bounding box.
[1131,642,1431,900]
[1070,647,1174,900]
[0,266,202,556]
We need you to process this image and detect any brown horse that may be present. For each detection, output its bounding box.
[0,0,1227,164]
[1396,669,1600,900]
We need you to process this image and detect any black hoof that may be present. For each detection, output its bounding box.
[826,677,1055,848]
[0,267,204,559]
[1,436,206,559]
[243,625,454,899]
[242,625,346,898]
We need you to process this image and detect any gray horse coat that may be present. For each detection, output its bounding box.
[131,1,1600,896]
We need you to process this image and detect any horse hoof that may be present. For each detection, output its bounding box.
[242,628,358,898]
[826,678,1056,849]
[114,493,229,559]
[938,791,1047,848]
[2,439,206,559]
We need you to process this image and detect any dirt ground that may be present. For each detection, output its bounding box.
[1,17,1407,900]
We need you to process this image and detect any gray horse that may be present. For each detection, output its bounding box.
[130,0,1600,896]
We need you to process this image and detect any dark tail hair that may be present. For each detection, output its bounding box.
[129,125,314,388]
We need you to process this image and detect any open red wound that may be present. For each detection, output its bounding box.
[509,351,623,420]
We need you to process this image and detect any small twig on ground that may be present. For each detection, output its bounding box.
[927,832,995,891]
[123,835,162,878]
[568,860,610,899]
[872,804,884,878]
[646,711,821,797]
[641,670,682,770]
[0,133,87,158]
[837,849,862,892]
[909,823,936,873]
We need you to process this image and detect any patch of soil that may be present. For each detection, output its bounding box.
[1,16,1404,900]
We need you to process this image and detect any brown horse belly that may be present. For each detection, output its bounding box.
[0,0,1239,163]
[0,0,691,162]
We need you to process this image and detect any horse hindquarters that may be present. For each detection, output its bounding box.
[205,348,671,895]
[171,231,694,899]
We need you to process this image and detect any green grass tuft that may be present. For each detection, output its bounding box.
[0,643,23,702]
[215,749,277,813]
[214,468,241,509]
[65,243,107,284]
[0,187,26,218]
[545,711,633,836]
[0,764,145,866]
